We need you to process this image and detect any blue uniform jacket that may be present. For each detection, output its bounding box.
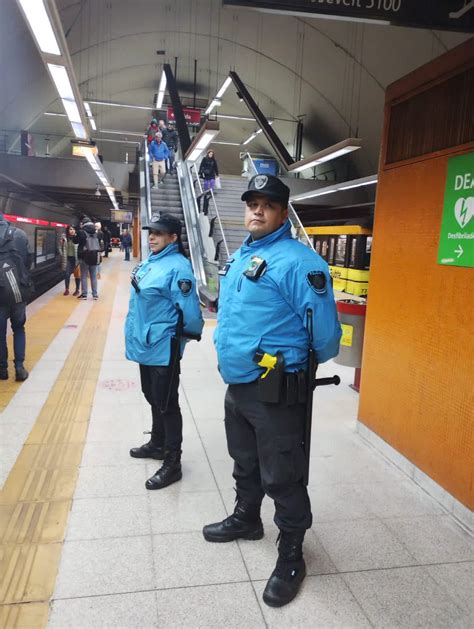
[214,220,342,384]
[125,243,203,366]
[148,140,170,162]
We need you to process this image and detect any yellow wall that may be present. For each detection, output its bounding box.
[358,42,474,510]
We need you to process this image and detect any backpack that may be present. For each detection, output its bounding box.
[83,232,101,266]
[0,227,31,306]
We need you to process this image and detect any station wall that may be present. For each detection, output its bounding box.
[358,39,474,510]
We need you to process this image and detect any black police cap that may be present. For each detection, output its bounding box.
[143,213,182,235]
[241,174,290,206]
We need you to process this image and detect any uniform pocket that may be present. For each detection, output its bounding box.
[262,434,305,488]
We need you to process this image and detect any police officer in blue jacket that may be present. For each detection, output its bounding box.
[125,214,203,489]
[203,175,341,607]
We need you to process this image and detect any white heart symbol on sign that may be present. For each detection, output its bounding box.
[454,197,474,229]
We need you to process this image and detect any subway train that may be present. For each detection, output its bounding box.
[0,193,77,300]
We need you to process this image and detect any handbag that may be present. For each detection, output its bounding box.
[215,176,221,189]
[73,264,81,279]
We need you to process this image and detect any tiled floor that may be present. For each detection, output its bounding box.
[2,258,472,628]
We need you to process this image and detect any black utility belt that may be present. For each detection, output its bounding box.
[256,371,307,406]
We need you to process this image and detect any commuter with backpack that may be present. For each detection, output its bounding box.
[73,217,101,300]
[0,211,33,381]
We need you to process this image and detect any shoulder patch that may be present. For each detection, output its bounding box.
[306,270,327,294]
[178,278,193,295]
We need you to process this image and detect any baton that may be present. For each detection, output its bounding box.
[303,308,340,486]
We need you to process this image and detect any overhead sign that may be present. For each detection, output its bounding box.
[223,1,474,32]
[167,106,201,125]
[110,210,133,223]
[438,152,474,269]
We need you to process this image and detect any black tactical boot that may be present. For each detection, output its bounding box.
[145,450,182,489]
[0,368,8,380]
[15,366,29,382]
[129,440,165,460]
[203,499,264,543]
[263,531,306,607]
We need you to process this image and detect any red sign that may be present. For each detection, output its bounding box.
[167,107,201,125]
[4,214,67,228]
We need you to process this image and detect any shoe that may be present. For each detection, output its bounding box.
[130,441,165,460]
[78,294,87,300]
[93,295,98,300]
[97,273,101,280]
[145,450,182,490]
[63,289,70,296]
[262,531,306,607]
[0,368,8,380]
[15,366,29,382]
[203,498,263,543]
[72,290,80,297]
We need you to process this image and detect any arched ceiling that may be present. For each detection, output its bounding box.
[0,0,470,178]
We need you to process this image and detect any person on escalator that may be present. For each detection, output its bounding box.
[125,214,203,489]
[149,132,170,187]
[199,150,219,191]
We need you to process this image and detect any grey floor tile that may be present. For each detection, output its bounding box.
[86,415,148,443]
[210,458,236,490]
[343,566,469,628]
[384,515,474,564]
[149,490,226,534]
[314,518,414,572]
[49,590,158,628]
[154,582,266,628]
[75,464,148,498]
[360,480,444,518]
[308,483,375,522]
[238,528,336,581]
[254,574,371,628]
[54,536,155,598]
[425,562,474,613]
[309,450,405,486]
[152,531,248,589]
[81,441,149,467]
[66,495,150,540]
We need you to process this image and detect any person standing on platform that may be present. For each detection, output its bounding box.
[162,122,178,172]
[149,132,169,187]
[121,229,132,261]
[73,217,100,300]
[125,214,203,489]
[60,225,80,296]
[202,175,341,608]
[199,149,219,191]
[102,225,111,258]
[94,221,104,279]
[0,211,33,381]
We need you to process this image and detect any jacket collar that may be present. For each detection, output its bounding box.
[242,219,292,250]
[148,242,178,261]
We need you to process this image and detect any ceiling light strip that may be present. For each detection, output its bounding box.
[291,175,377,202]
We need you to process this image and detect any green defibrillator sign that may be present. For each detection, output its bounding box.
[437,152,474,269]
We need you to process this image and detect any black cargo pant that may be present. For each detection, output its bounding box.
[139,364,182,452]
[224,381,312,533]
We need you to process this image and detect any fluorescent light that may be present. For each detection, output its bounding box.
[44,111,67,117]
[62,99,81,123]
[84,102,92,117]
[71,122,87,139]
[291,174,377,202]
[242,132,257,145]
[217,113,255,121]
[211,141,241,146]
[48,64,74,100]
[205,98,221,115]
[289,138,362,173]
[156,71,167,108]
[216,76,232,99]
[18,0,61,55]
[196,131,217,151]
[188,148,203,162]
[90,118,97,131]
[88,99,152,111]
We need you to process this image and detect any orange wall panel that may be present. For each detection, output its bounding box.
[358,151,474,509]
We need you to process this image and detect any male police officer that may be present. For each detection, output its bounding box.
[203,174,341,607]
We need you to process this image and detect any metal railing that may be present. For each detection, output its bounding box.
[139,140,152,258]
[242,151,314,250]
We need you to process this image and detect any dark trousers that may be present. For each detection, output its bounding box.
[139,364,182,452]
[224,381,312,533]
[0,302,27,369]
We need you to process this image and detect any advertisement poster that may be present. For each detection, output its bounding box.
[437,152,474,269]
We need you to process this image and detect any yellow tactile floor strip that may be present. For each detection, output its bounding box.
[0,261,120,628]
[0,291,80,413]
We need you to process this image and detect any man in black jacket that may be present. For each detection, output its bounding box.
[0,211,33,381]
[73,217,100,300]
[162,123,178,172]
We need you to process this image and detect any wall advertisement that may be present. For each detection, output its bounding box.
[437,152,474,269]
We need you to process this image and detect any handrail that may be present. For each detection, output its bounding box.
[242,151,314,250]
[139,139,151,259]
[189,163,230,260]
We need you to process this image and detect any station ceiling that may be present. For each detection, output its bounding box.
[0,1,471,185]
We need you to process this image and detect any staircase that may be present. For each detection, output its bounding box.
[210,175,249,263]
[150,172,189,256]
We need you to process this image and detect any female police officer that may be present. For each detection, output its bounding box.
[125,214,203,489]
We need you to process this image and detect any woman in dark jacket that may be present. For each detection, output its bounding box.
[198,150,219,191]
